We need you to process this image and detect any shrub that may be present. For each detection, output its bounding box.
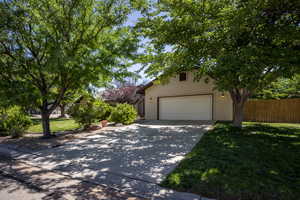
[0,106,32,138]
[94,100,112,121]
[68,98,111,129]
[109,103,137,125]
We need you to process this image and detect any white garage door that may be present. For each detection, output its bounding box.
[159,95,212,120]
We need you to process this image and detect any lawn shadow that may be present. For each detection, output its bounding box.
[161,122,300,200]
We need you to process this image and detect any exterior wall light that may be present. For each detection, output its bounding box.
[221,92,225,98]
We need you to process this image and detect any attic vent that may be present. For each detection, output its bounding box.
[179,72,187,81]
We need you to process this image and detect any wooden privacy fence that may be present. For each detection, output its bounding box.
[244,98,300,123]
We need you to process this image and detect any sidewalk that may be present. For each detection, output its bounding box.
[0,173,47,200]
[0,154,145,200]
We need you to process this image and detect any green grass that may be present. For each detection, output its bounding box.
[28,118,80,133]
[161,122,300,200]
[244,122,300,128]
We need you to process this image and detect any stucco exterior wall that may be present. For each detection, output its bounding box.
[145,72,233,121]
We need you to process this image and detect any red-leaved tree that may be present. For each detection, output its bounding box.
[101,86,144,105]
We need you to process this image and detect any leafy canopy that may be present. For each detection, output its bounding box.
[137,0,300,126]
[252,74,300,99]
[138,0,300,93]
[0,0,140,111]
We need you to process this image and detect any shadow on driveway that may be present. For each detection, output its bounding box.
[11,120,213,199]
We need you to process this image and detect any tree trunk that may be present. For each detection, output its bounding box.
[230,88,251,128]
[41,111,51,138]
[39,86,66,138]
[59,104,66,118]
[232,101,244,127]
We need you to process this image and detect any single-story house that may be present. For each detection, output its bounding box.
[139,71,233,121]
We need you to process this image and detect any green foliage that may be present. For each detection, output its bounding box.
[139,0,300,87]
[137,0,300,126]
[252,74,300,99]
[0,0,139,136]
[162,122,300,199]
[68,97,111,129]
[95,100,112,121]
[0,106,32,138]
[59,89,85,108]
[109,103,137,125]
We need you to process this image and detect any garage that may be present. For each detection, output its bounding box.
[158,95,213,120]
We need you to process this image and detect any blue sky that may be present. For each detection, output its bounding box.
[126,10,142,27]
[125,11,149,84]
[125,10,174,85]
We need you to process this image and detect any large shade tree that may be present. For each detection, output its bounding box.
[138,0,300,127]
[252,74,300,99]
[0,0,141,137]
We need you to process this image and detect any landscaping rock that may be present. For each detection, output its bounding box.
[115,123,123,127]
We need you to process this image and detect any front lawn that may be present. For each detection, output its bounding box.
[28,118,79,133]
[0,118,83,151]
[161,122,300,200]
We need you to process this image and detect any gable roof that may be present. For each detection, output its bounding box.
[136,80,155,94]
[137,70,198,94]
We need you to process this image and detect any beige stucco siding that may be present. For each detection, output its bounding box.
[145,72,233,121]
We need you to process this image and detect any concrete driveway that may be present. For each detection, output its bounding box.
[14,120,213,199]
